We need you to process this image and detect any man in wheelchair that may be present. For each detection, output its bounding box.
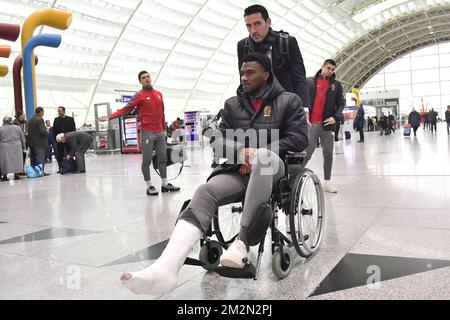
[120,52,309,295]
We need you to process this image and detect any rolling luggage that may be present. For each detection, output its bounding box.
[403,127,411,136]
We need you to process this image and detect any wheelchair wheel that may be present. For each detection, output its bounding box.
[289,168,325,258]
[213,202,242,246]
[199,240,222,271]
[272,246,294,279]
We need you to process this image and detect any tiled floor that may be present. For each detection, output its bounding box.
[0,124,449,300]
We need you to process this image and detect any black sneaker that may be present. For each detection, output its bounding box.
[161,183,180,193]
[147,186,158,196]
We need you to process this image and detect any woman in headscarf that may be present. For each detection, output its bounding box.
[12,110,28,175]
[0,116,26,181]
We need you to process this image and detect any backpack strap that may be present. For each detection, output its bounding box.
[243,38,249,59]
[278,30,290,67]
[154,162,184,180]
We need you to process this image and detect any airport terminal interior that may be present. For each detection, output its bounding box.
[1,0,450,300]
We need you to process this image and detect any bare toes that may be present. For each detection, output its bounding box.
[120,272,132,281]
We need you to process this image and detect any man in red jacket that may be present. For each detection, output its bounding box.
[110,71,180,195]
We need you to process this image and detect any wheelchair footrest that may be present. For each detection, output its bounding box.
[184,257,204,267]
[215,263,256,279]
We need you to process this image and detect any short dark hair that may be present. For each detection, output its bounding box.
[58,106,65,112]
[138,71,149,80]
[15,110,24,118]
[243,52,272,73]
[323,59,337,67]
[35,107,44,114]
[244,5,269,20]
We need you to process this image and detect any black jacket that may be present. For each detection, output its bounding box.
[27,115,48,149]
[429,110,438,122]
[354,107,365,130]
[210,77,309,179]
[408,111,421,127]
[53,116,76,138]
[237,29,309,107]
[306,70,345,130]
[446,110,450,122]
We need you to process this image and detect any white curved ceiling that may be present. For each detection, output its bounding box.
[1,0,450,120]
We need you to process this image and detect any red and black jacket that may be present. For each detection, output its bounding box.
[111,87,166,133]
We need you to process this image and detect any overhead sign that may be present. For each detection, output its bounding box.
[121,95,133,103]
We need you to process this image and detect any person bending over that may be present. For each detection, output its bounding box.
[56,131,93,173]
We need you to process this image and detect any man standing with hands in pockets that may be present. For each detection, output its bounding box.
[303,59,345,193]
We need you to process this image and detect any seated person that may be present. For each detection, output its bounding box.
[120,52,309,295]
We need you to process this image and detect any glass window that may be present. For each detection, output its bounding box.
[411,97,425,110]
[412,82,441,97]
[440,68,450,81]
[363,86,385,92]
[440,81,450,95]
[439,54,450,67]
[363,43,450,117]
[410,45,439,57]
[411,69,439,84]
[365,73,385,88]
[399,97,413,110]
[384,57,410,72]
[391,84,412,96]
[385,71,411,86]
[441,95,450,107]
[410,55,439,70]
[438,42,450,54]
[418,96,441,109]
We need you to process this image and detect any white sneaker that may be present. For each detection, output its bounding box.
[220,239,248,268]
[323,181,337,193]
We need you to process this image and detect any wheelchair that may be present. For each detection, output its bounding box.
[184,151,326,280]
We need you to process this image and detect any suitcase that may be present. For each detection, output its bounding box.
[403,127,411,136]
[345,131,351,140]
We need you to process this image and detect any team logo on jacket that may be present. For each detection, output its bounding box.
[263,106,271,117]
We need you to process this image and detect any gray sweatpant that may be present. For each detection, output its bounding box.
[141,131,167,180]
[179,148,285,245]
[302,124,334,180]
